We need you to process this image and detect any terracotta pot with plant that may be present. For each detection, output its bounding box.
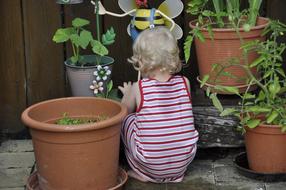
[22,97,128,190]
[53,1,116,97]
[200,18,286,173]
[185,0,269,93]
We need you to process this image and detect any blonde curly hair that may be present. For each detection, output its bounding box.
[128,27,181,77]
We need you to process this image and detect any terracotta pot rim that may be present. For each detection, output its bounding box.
[189,17,269,32]
[245,123,282,129]
[197,76,257,94]
[21,97,128,132]
[245,124,284,135]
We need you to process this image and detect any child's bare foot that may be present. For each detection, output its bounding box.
[127,170,148,182]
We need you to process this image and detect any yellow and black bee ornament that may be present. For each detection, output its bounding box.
[91,0,184,41]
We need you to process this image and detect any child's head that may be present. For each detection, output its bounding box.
[128,27,181,77]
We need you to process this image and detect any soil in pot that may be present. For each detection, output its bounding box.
[54,113,109,125]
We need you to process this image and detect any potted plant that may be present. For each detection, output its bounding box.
[200,19,286,173]
[22,97,128,189]
[184,0,268,93]
[53,14,116,96]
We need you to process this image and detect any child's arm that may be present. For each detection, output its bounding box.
[118,82,138,114]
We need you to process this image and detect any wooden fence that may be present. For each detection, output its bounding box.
[0,0,285,140]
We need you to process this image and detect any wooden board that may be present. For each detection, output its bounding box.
[22,0,65,105]
[0,1,26,134]
[102,1,137,87]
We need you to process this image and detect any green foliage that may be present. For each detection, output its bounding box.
[56,113,101,125]
[102,27,116,45]
[53,17,116,66]
[184,0,263,63]
[95,80,120,101]
[201,20,286,132]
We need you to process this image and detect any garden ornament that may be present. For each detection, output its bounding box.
[91,0,183,41]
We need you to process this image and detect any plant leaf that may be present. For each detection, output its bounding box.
[246,119,261,129]
[210,93,223,112]
[72,18,90,28]
[184,33,194,62]
[91,40,108,56]
[79,30,93,49]
[250,56,265,68]
[107,80,113,92]
[266,111,279,124]
[215,86,240,95]
[102,27,116,46]
[282,126,286,133]
[200,75,209,88]
[70,34,81,47]
[248,106,271,113]
[52,28,75,43]
[220,108,237,116]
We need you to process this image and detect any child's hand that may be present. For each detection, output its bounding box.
[118,82,133,96]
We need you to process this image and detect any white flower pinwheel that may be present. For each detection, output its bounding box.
[93,65,111,81]
[90,80,104,95]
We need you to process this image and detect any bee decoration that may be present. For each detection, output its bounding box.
[91,0,184,41]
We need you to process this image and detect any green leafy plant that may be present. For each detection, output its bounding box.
[184,0,263,62]
[56,113,109,125]
[200,20,286,132]
[53,17,115,66]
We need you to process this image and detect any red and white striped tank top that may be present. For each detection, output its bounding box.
[127,75,199,182]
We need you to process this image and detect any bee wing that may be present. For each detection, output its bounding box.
[158,0,184,19]
[127,24,131,36]
[164,20,183,40]
[171,24,183,40]
[119,0,138,16]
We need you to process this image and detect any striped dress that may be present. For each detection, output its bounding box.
[121,75,199,183]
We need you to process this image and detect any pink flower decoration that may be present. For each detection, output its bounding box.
[135,0,148,8]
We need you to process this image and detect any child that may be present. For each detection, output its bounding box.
[118,27,199,183]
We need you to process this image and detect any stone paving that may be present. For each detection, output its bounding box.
[0,140,285,190]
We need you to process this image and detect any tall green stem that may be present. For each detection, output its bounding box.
[95,0,101,42]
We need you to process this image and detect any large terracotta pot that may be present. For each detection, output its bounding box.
[21,97,127,190]
[245,124,286,173]
[190,17,269,92]
[65,55,114,97]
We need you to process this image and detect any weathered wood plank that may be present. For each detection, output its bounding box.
[22,0,65,105]
[0,1,26,134]
[102,1,137,87]
[64,1,99,58]
[193,106,244,148]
